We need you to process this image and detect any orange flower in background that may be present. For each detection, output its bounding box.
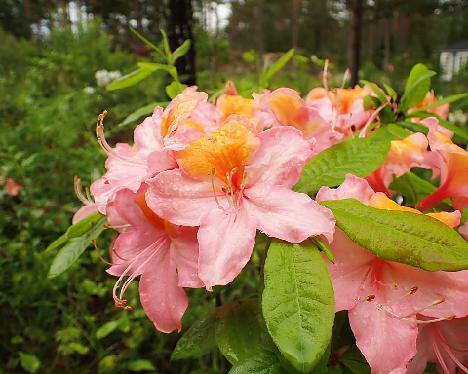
[1,177,21,196]
[410,91,449,121]
[418,120,468,211]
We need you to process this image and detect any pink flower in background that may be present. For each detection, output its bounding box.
[107,187,202,333]
[418,118,468,210]
[317,175,468,373]
[306,86,372,134]
[256,88,343,154]
[91,109,176,214]
[408,317,468,374]
[366,132,430,195]
[147,118,335,289]
[4,178,21,196]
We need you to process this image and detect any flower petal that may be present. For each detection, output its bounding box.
[245,183,335,243]
[246,126,312,188]
[197,205,257,289]
[146,169,223,226]
[349,285,418,374]
[316,174,375,204]
[328,229,376,311]
[139,248,189,333]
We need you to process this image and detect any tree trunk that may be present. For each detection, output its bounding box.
[167,0,197,85]
[348,0,364,86]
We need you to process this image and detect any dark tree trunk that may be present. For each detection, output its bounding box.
[166,0,196,85]
[348,0,364,86]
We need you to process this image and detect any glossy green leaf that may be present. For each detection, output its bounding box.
[96,320,119,339]
[262,241,335,373]
[48,216,106,278]
[400,63,436,111]
[389,172,436,206]
[417,92,468,112]
[160,29,172,59]
[260,49,294,87]
[19,352,41,374]
[117,102,166,128]
[45,212,103,252]
[360,80,386,103]
[130,27,164,56]
[215,299,262,365]
[229,346,283,374]
[166,81,188,99]
[106,62,175,91]
[322,199,468,271]
[383,83,397,101]
[172,40,191,62]
[295,126,400,193]
[171,311,217,360]
[340,348,370,374]
[127,359,156,372]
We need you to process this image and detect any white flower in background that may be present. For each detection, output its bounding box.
[448,110,467,125]
[95,70,122,88]
[83,86,96,95]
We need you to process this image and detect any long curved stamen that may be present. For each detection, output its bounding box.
[359,103,387,138]
[112,238,165,308]
[74,176,93,205]
[92,240,112,265]
[432,331,450,374]
[436,327,468,353]
[378,299,445,320]
[104,223,131,230]
[96,111,145,165]
[341,69,350,88]
[118,239,168,301]
[415,316,454,324]
[441,342,468,373]
[211,168,227,211]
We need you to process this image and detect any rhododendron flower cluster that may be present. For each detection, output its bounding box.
[65,74,468,373]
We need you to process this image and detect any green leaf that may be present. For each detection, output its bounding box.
[106,63,175,91]
[166,81,188,99]
[260,49,294,87]
[339,348,370,374]
[48,216,106,278]
[67,342,89,355]
[96,320,119,339]
[171,310,217,360]
[313,237,334,263]
[389,172,436,206]
[417,92,468,112]
[262,241,335,373]
[117,102,167,128]
[383,83,397,101]
[45,212,103,252]
[172,40,191,62]
[127,359,156,372]
[440,119,468,142]
[359,80,386,103]
[215,299,262,365]
[321,199,468,271]
[405,111,468,141]
[130,27,164,56]
[229,346,283,374]
[295,126,399,194]
[400,63,436,111]
[397,121,429,135]
[363,95,381,111]
[160,29,172,60]
[19,353,41,374]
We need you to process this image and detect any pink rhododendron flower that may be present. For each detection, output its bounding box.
[366,132,430,195]
[91,110,176,213]
[72,176,98,224]
[146,118,335,289]
[106,187,202,333]
[255,88,343,154]
[459,221,468,241]
[317,175,468,373]
[408,317,468,374]
[418,118,468,210]
[160,86,220,151]
[410,91,450,121]
[306,86,372,134]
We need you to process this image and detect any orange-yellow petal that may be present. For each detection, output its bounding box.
[176,119,259,187]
